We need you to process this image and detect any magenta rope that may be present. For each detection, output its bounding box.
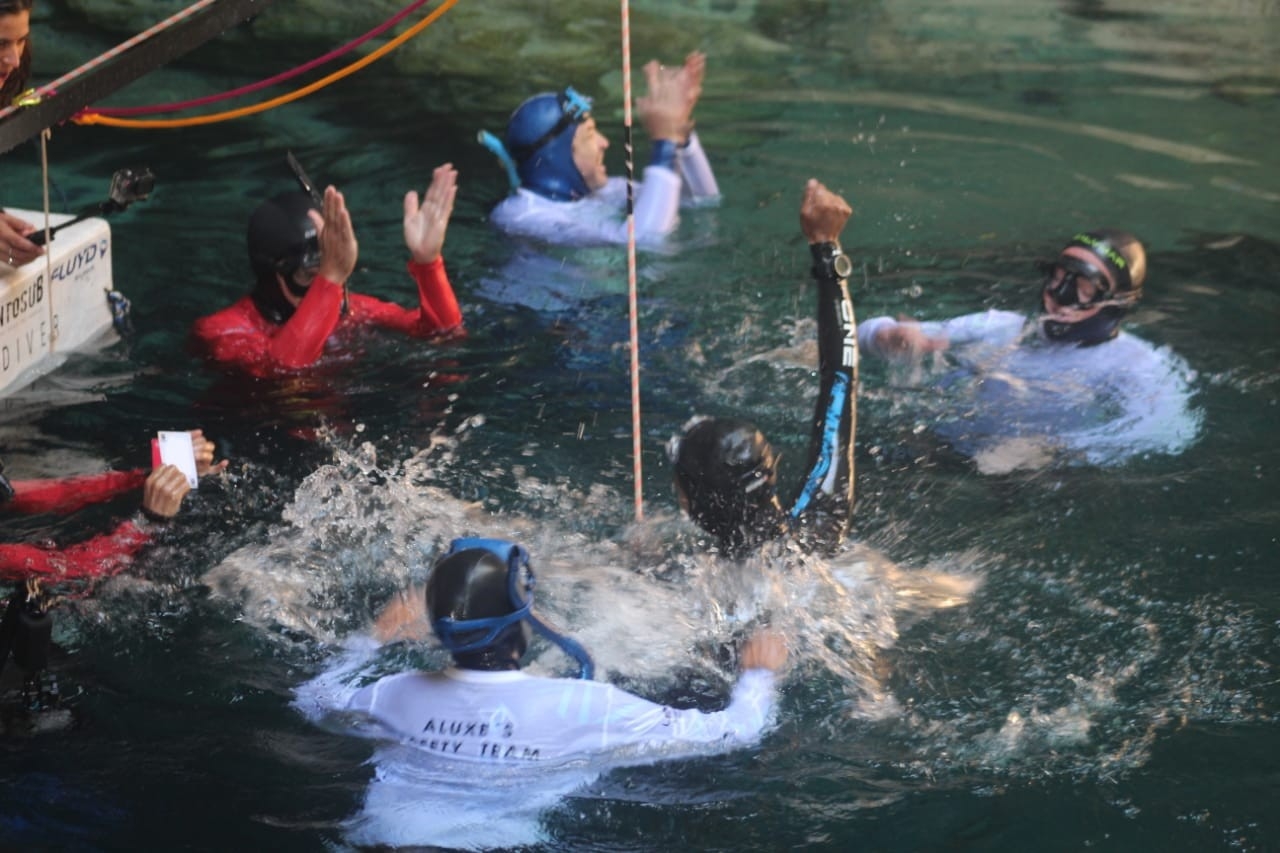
[90,0,435,117]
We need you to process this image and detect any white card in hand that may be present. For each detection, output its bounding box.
[157,431,199,489]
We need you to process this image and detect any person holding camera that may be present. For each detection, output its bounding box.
[192,165,464,378]
[0,0,43,268]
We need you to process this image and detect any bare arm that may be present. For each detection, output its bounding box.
[371,584,432,644]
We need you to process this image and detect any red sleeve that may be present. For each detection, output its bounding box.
[192,279,345,377]
[407,257,463,334]
[346,257,464,338]
[7,469,148,515]
[0,518,152,584]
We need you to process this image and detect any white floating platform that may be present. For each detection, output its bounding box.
[0,209,118,398]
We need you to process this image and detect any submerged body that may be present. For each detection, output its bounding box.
[858,310,1200,464]
[489,134,719,248]
[192,260,461,378]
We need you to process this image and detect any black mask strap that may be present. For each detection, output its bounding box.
[0,459,14,506]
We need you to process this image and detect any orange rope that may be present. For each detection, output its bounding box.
[620,0,643,522]
[74,0,459,129]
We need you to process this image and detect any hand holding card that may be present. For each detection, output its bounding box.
[153,431,200,489]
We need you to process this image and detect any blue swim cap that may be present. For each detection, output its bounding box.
[499,87,594,201]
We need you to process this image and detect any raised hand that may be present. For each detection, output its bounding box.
[404,163,458,265]
[739,629,788,673]
[312,185,359,286]
[638,54,703,143]
[799,179,854,244]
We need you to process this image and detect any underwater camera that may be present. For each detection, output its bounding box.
[30,166,156,246]
[106,167,155,212]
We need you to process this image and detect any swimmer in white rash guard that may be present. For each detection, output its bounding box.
[478,52,720,249]
[856,229,1200,467]
[296,537,786,766]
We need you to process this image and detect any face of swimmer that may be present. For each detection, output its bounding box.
[0,7,30,89]
[276,208,325,307]
[1040,244,1118,326]
[571,117,610,192]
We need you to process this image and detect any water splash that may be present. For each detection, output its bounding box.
[203,430,981,848]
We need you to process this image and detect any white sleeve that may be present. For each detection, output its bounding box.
[858,310,1025,359]
[490,179,680,248]
[1075,337,1202,461]
[675,132,720,204]
[292,635,381,723]
[632,165,683,244]
[488,192,619,247]
[591,669,779,756]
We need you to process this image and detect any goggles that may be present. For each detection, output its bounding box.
[511,86,593,161]
[277,230,321,297]
[1040,256,1112,311]
[431,538,534,655]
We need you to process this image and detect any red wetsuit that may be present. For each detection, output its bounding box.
[191,258,463,378]
[1,469,153,584]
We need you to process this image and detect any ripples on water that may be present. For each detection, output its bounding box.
[3,0,1278,849]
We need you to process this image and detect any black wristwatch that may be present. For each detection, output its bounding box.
[810,241,853,281]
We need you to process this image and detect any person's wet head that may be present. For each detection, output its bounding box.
[426,538,594,677]
[489,87,598,201]
[668,416,788,555]
[427,546,532,672]
[246,192,322,324]
[0,0,32,103]
[1040,228,1146,345]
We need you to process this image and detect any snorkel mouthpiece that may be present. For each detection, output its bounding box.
[436,537,595,679]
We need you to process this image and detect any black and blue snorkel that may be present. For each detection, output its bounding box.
[431,537,594,679]
[478,87,594,201]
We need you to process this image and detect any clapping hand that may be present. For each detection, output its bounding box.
[404,163,458,265]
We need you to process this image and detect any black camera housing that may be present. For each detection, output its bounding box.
[107,167,156,211]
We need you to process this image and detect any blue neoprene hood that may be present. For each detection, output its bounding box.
[478,88,593,201]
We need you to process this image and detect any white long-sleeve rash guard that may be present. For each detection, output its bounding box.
[857,310,1201,464]
[488,132,720,249]
[294,637,778,767]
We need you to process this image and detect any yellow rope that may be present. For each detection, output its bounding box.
[75,0,459,129]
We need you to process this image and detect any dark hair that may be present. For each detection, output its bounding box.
[0,0,33,108]
[670,417,787,555]
[427,549,530,671]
